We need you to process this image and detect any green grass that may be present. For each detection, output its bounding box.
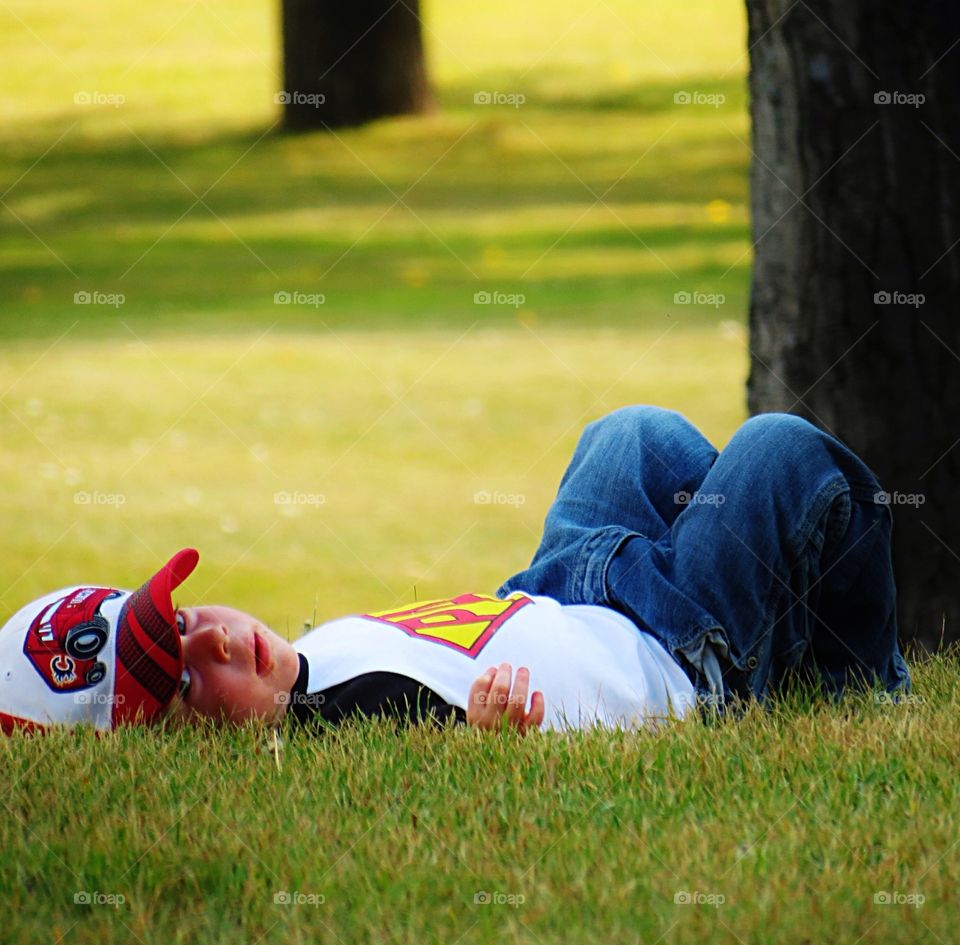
[0,327,747,626]
[0,0,753,618]
[3,656,956,945]
[0,0,750,340]
[6,3,952,944]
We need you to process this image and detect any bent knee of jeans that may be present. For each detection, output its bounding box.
[585,404,687,443]
[737,412,819,442]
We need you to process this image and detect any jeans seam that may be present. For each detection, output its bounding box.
[785,476,849,564]
[581,526,631,604]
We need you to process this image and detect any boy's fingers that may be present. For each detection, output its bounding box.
[477,664,511,723]
[467,667,498,724]
[468,668,493,698]
[507,667,531,721]
[476,667,496,698]
[525,691,545,730]
[489,663,513,712]
[467,664,544,733]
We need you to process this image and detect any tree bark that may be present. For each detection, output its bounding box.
[280,0,433,130]
[745,0,960,650]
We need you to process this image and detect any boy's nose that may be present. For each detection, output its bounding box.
[182,623,230,665]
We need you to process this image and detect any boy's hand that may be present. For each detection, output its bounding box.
[467,662,545,733]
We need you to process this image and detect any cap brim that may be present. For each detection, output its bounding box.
[112,549,199,727]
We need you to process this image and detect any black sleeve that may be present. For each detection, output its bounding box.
[287,655,466,732]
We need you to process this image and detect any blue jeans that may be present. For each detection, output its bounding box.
[498,406,911,711]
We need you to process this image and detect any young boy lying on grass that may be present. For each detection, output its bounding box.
[0,406,911,736]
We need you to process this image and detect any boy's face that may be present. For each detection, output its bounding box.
[168,605,300,725]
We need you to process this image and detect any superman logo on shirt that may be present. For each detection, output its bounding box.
[361,592,533,657]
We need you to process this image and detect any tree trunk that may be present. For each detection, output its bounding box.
[745,0,960,650]
[279,0,433,130]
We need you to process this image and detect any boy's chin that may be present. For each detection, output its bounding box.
[261,688,291,724]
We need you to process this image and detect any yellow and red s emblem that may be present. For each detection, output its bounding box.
[361,593,532,657]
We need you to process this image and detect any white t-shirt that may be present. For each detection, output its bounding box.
[293,591,696,731]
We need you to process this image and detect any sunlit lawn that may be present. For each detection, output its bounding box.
[23,5,959,945]
[0,0,749,340]
[0,327,747,628]
[3,656,956,945]
[0,0,752,605]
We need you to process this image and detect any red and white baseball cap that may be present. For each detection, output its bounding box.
[0,549,199,734]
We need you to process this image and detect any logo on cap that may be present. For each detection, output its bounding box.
[23,587,120,692]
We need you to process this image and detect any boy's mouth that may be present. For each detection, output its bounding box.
[253,632,270,676]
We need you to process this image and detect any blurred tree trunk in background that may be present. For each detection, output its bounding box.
[744,0,960,650]
[280,0,433,130]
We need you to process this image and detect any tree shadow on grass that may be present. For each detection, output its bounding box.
[0,73,750,341]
